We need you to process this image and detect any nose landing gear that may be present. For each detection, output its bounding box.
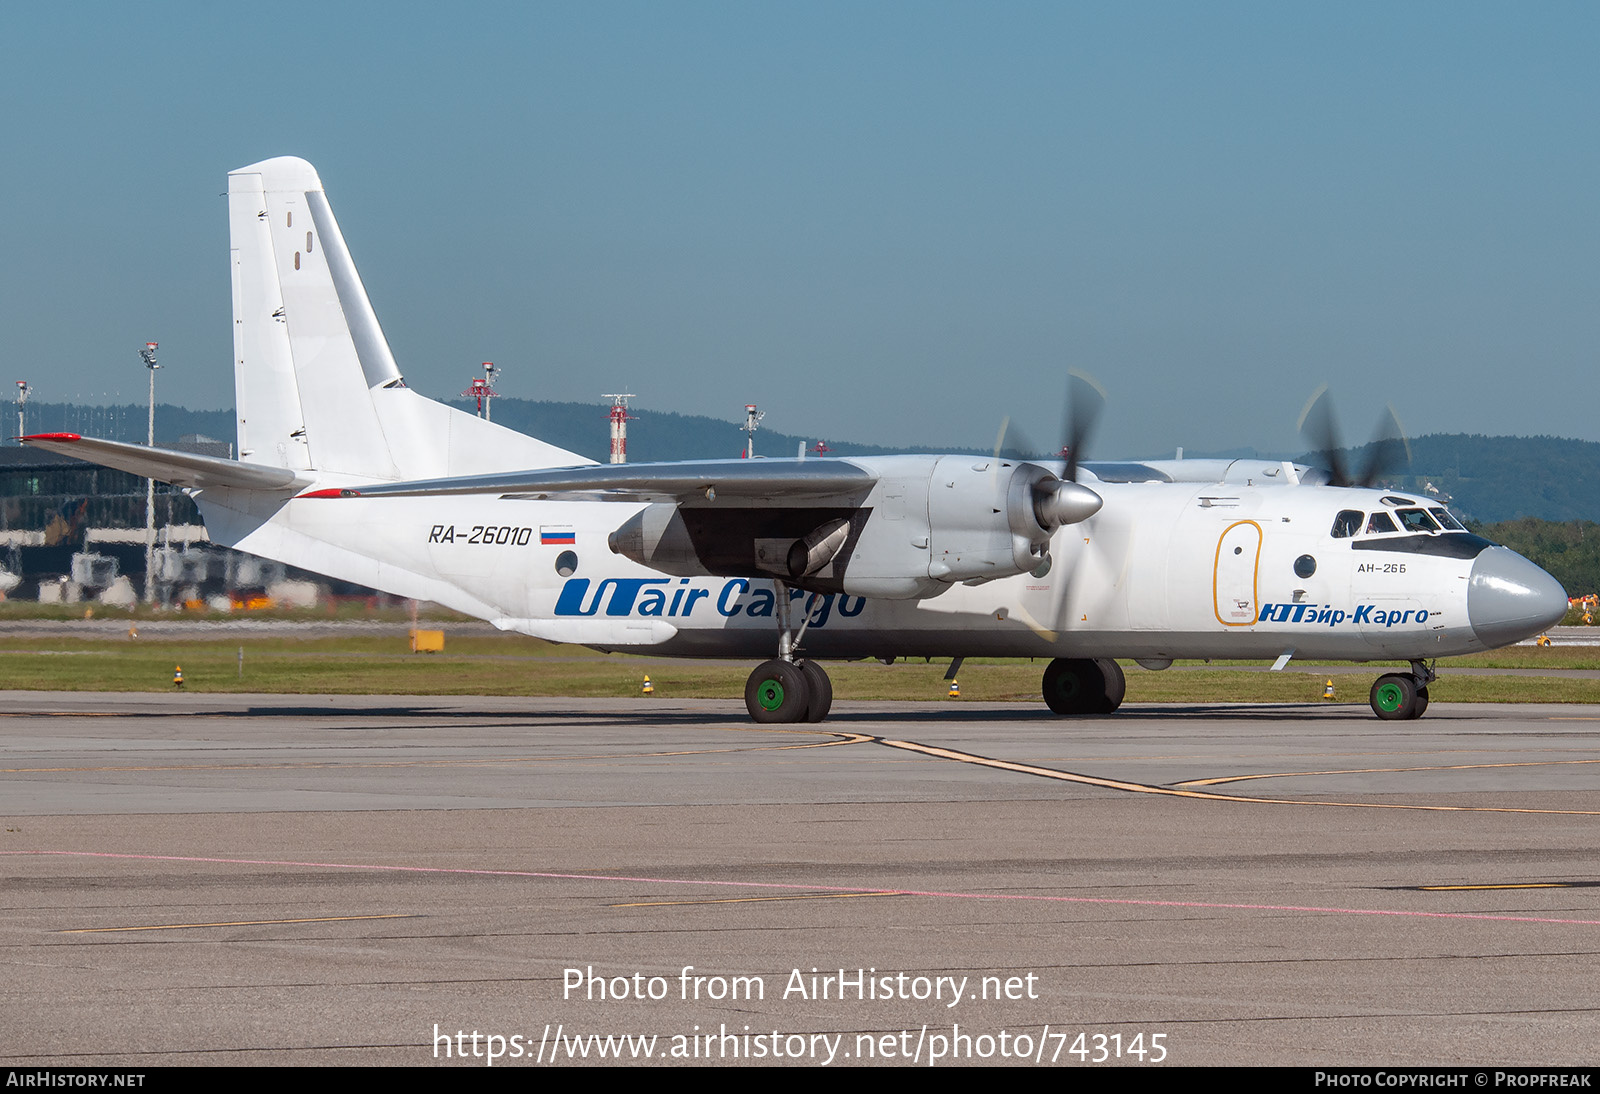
[1369,660,1435,720]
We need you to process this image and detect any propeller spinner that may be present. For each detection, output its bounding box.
[1028,370,1106,532]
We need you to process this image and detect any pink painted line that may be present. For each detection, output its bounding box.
[7,849,1598,927]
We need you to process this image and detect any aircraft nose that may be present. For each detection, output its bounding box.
[1468,546,1568,648]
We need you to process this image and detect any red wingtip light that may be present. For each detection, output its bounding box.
[19,432,82,442]
[296,488,356,499]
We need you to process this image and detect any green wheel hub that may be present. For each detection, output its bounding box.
[756,679,785,711]
[1374,682,1405,713]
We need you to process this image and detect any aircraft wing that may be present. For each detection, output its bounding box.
[19,433,312,493]
[296,458,878,501]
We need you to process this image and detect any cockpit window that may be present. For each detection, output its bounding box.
[1429,507,1465,531]
[1366,512,1398,534]
[1331,510,1363,538]
[1396,508,1441,534]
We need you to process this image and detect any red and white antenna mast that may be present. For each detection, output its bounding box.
[461,362,499,420]
[603,393,637,464]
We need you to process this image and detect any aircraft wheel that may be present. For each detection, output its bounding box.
[1414,686,1429,719]
[798,660,833,723]
[1093,658,1126,713]
[746,659,809,723]
[1042,658,1108,716]
[1370,674,1420,720]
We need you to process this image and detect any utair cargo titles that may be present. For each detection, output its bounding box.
[555,576,865,624]
[555,575,1433,634]
[1255,602,1435,628]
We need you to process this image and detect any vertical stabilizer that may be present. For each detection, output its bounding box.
[228,162,312,471]
[227,156,588,482]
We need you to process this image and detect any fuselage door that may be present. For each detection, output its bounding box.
[1213,520,1262,626]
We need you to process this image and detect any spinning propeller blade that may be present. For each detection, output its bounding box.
[1298,386,1411,488]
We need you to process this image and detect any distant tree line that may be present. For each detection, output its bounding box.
[1325,433,1600,524]
[12,401,1599,529]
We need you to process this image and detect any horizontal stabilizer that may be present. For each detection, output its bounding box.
[19,434,312,493]
[297,458,877,501]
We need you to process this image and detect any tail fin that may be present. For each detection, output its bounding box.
[227,157,589,481]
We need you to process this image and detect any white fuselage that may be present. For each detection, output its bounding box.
[199,469,1516,665]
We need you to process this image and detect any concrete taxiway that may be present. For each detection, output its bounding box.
[3,692,1599,1066]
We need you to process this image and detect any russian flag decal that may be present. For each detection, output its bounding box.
[540,527,576,545]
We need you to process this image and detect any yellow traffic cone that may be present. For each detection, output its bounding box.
[173,665,184,688]
[641,674,654,696]
[1322,678,1335,700]
[948,678,960,698]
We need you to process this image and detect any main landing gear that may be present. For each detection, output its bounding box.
[1369,660,1435,720]
[745,658,833,723]
[1041,657,1125,715]
[744,580,834,723]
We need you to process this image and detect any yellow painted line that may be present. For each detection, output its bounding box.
[1420,884,1572,891]
[611,891,901,908]
[62,913,416,934]
[877,738,1600,816]
[1178,757,1600,788]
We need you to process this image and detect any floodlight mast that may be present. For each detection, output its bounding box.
[141,342,159,602]
[14,381,28,444]
[743,403,764,459]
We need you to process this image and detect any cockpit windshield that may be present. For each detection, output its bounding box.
[1336,506,1473,541]
[1338,503,1488,559]
[1396,508,1441,534]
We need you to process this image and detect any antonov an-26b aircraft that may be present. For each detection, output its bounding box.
[23,158,1569,723]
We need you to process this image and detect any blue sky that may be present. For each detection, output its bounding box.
[4,2,1596,458]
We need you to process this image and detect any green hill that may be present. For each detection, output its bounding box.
[13,400,1597,525]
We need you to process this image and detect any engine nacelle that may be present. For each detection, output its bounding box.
[607,504,701,575]
[924,456,1101,584]
[609,506,856,584]
[605,457,1102,599]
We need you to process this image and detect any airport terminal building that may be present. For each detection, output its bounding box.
[0,443,370,607]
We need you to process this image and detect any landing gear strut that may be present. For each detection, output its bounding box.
[1042,657,1125,715]
[1369,660,1435,720]
[743,580,833,723]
